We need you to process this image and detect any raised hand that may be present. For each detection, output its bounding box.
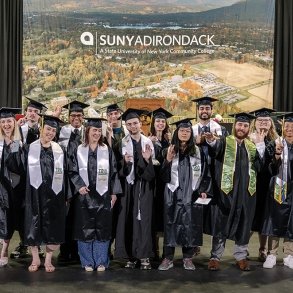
[142,144,152,162]
[166,144,176,162]
[254,129,266,144]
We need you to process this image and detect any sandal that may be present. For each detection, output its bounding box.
[0,257,8,267]
[44,263,55,273]
[28,263,40,272]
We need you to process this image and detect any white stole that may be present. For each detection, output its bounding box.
[192,120,223,137]
[122,134,154,185]
[275,138,288,188]
[21,123,29,144]
[167,147,202,192]
[28,139,64,195]
[77,144,109,195]
[0,140,4,171]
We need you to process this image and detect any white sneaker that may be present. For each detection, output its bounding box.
[283,255,293,269]
[263,254,276,269]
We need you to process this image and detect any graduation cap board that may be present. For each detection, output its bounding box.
[0,107,22,118]
[229,112,256,123]
[170,118,196,128]
[121,108,148,122]
[192,97,218,107]
[39,114,64,128]
[277,112,293,122]
[84,117,107,128]
[106,103,122,113]
[250,108,277,118]
[25,97,47,111]
[151,107,173,120]
[62,101,89,114]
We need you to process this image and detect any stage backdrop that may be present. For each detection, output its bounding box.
[23,0,275,120]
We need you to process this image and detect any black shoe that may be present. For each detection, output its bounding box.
[10,245,29,259]
[140,258,152,270]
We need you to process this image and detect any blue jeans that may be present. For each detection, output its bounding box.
[78,240,110,269]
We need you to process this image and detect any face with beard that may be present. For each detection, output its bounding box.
[234,122,250,140]
[198,105,212,121]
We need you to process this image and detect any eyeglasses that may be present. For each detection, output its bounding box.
[70,114,83,118]
[256,118,271,123]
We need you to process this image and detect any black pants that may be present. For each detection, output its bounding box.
[164,246,194,260]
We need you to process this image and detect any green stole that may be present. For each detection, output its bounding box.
[221,135,257,196]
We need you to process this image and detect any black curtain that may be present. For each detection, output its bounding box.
[0,0,22,108]
[273,0,293,111]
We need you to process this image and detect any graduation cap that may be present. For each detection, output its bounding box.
[151,107,173,120]
[106,103,122,113]
[192,96,218,107]
[25,97,47,111]
[121,108,147,121]
[250,107,276,118]
[0,107,22,118]
[229,112,256,123]
[39,114,64,129]
[276,112,293,122]
[62,101,89,114]
[84,117,107,128]
[170,118,195,128]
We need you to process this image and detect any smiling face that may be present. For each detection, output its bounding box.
[255,117,272,132]
[125,117,142,135]
[41,124,57,143]
[234,121,250,140]
[26,106,41,124]
[69,111,84,128]
[198,105,212,121]
[154,118,166,132]
[107,110,121,127]
[284,122,293,139]
[88,126,102,144]
[0,117,15,138]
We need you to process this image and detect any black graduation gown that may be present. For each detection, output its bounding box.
[204,137,263,245]
[23,144,67,246]
[115,138,155,259]
[153,138,169,233]
[0,142,25,240]
[160,149,211,247]
[68,145,122,241]
[251,139,275,232]
[262,142,293,238]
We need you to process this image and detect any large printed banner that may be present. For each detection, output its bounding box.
[23,0,275,119]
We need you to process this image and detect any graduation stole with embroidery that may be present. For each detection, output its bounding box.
[77,144,109,195]
[274,138,288,204]
[167,146,202,192]
[221,135,256,196]
[28,139,64,194]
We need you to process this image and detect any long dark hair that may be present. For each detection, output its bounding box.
[149,117,170,140]
[171,127,197,156]
[84,126,104,146]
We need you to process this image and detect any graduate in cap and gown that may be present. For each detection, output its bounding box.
[249,108,278,262]
[23,115,68,272]
[20,97,47,145]
[104,103,127,259]
[0,108,25,267]
[205,112,265,271]
[115,108,155,270]
[68,117,122,272]
[262,112,293,269]
[58,100,89,263]
[148,107,173,258]
[158,118,211,271]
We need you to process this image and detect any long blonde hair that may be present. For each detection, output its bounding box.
[0,118,22,141]
[250,117,279,141]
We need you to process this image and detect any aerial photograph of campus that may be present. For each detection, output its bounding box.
[22,0,275,120]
